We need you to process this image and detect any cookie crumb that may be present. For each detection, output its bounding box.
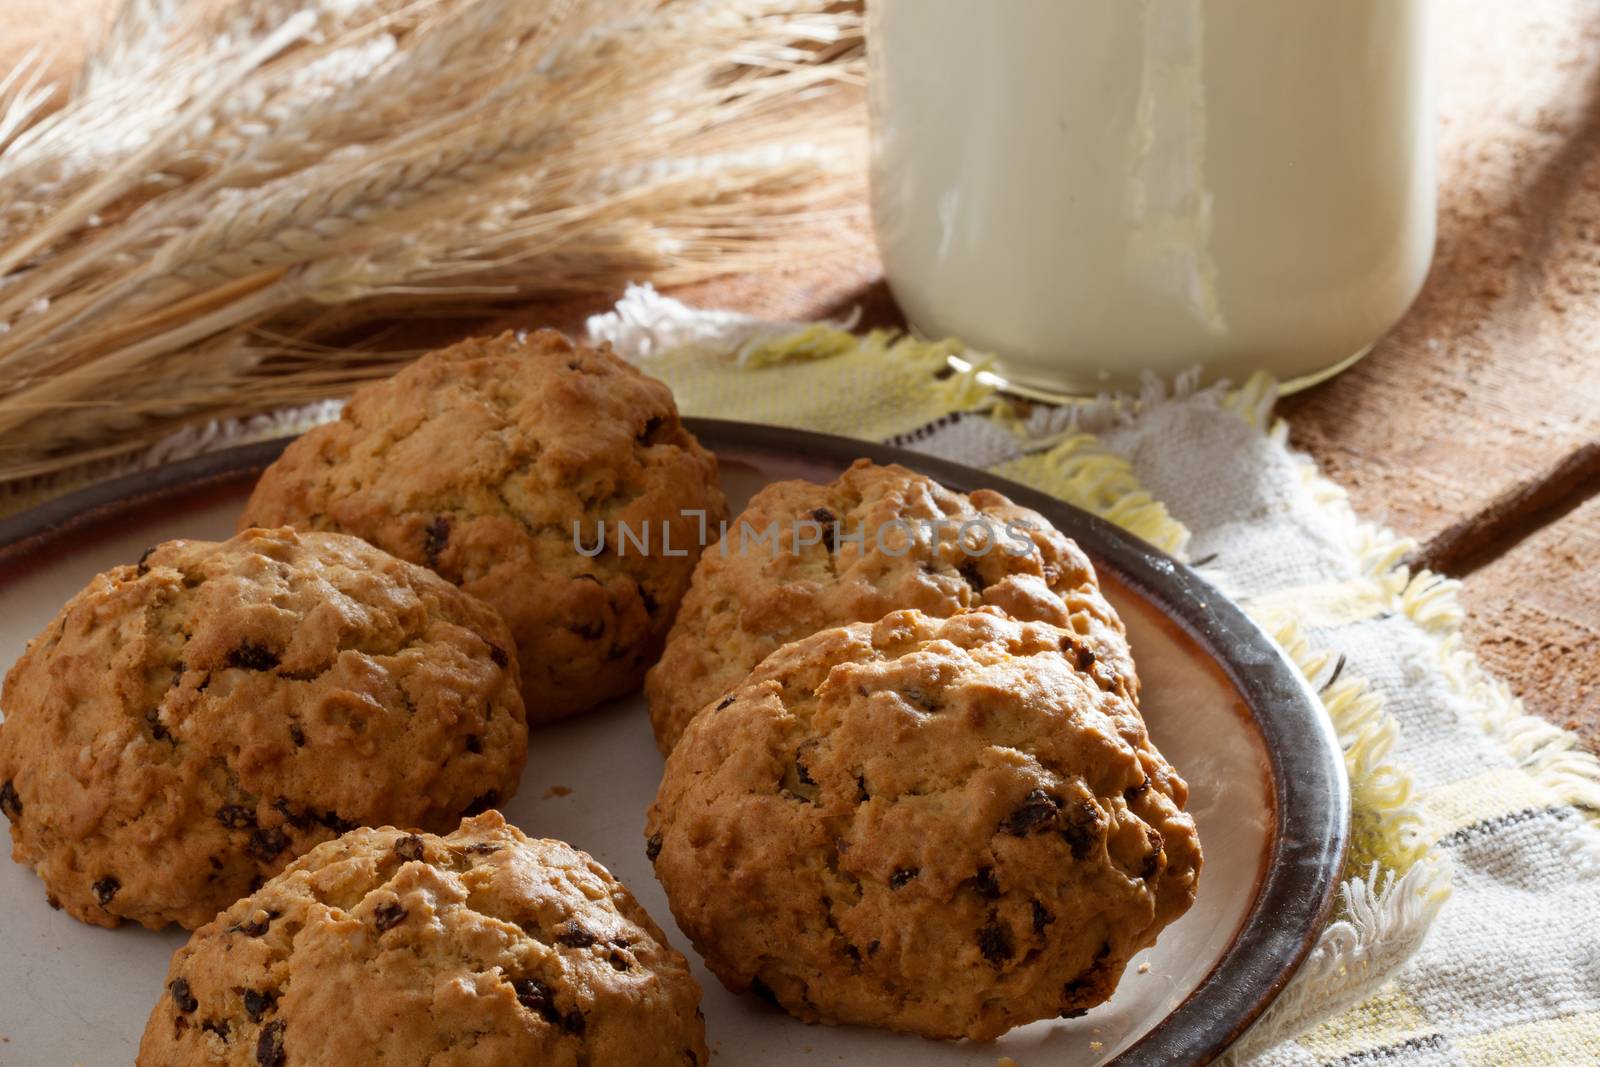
[544,785,572,799]
[1137,962,1150,974]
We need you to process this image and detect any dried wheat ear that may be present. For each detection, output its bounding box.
[0,0,865,494]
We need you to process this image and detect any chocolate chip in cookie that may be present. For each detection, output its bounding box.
[0,779,20,820]
[255,1019,286,1067]
[423,516,451,568]
[169,978,198,1014]
[373,901,407,932]
[226,643,280,672]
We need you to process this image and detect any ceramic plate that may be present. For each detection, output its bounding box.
[0,419,1348,1065]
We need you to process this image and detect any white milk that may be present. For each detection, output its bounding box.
[868,0,1436,394]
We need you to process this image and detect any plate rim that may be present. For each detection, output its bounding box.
[0,418,1350,1066]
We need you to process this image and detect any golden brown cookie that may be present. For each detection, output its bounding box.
[645,459,1135,753]
[646,608,1200,1041]
[0,527,526,930]
[239,329,728,722]
[138,812,709,1067]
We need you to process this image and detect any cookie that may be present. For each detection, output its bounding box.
[239,329,729,722]
[0,527,526,930]
[645,459,1135,753]
[138,812,709,1067]
[646,608,1200,1041]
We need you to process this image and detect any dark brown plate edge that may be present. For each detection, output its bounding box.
[0,418,1350,1066]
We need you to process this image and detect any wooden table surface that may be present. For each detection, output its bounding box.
[8,1,1597,748]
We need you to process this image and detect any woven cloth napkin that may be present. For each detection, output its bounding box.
[29,285,1600,1062]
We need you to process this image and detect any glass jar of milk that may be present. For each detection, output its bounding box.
[867,0,1437,395]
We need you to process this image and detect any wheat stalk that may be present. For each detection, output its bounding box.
[0,0,866,491]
